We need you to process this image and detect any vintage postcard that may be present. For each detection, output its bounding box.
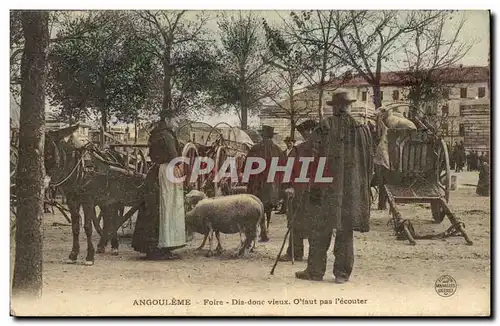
[9,8,491,316]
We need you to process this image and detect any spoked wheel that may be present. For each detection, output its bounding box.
[431,139,451,223]
[137,149,149,174]
[182,142,200,191]
[214,146,229,197]
[234,152,247,189]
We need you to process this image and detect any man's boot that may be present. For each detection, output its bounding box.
[295,270,323,281]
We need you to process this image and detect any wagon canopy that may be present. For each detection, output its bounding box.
[176,121,219,146]
[175,121,254,152]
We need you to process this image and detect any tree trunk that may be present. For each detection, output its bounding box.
[372,84,382,109]
[12,10,49,300]
[161,49,172,120]
[100,106,108,148]
[317,86,325,119]
[239,64,248,130]
[134,118,138,144]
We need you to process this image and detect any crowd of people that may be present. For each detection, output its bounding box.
[450,141,488,173]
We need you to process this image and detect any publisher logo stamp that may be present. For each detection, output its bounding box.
[435,275,457,297]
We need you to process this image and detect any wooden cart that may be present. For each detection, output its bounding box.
[176,121,251,197]
[376,103,472,246]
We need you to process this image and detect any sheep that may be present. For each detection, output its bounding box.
[185,189,208,210]
[184,193,265,257]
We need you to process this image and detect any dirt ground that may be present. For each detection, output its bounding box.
[10,171,490,316]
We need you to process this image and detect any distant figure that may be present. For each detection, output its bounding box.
[476,155,490,196]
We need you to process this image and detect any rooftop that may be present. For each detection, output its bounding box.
[319,65,490,88]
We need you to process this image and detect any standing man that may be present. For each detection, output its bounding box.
[246,125,285,242]
[277,136,297,214]
[280,120,319,262]
[295,92,373,283]
[132,119,186,260]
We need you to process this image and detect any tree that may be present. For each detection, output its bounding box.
[262,19,314,138]
[12,10,50,299]
[329,10,441,109]
[48,11,158,129]
[397,11,474,118]
[286,10,345,118]
[133,10,219,120]
[212,12,274,130]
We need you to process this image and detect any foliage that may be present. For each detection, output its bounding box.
[209,12,274,128]
[133,10,221,120]
[47,11,158,124]
[262,18,314,137]
[398,11,474,116]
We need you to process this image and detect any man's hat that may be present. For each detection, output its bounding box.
[258,125,277,137]
[284,136,295,143]
[326,91,357,106]
[296,120,318,133]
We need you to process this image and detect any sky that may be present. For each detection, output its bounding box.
[197,10,491,126]
[10,10,491,128]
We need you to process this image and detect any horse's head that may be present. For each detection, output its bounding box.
[44,124,80,175]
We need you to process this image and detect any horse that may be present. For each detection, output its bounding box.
[44,125,145,265]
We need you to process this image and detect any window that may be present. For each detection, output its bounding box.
[392,90,399,101]
[441,122,448,136]
[459,105,466,116]
[380,91,384,101]
[442,122,449,135]
[441,105,449,116]
[460,87,467,98]
[478,87,486,98]
[459,124,465,137]
[361,91,367,101]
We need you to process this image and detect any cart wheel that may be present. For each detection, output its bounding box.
[433,139,451,223]
[234,152,246,189]
[430,200,445,223]
[137,148,148,174]
[182,142,200,190]
[214,146,229,196]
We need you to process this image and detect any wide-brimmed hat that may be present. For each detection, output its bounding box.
[284,136,295,143]
[326,92,357,106]
[258,125,277,137]
[296,120,318,133]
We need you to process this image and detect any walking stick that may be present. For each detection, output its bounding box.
[270,227,291,275]
[270,191,296,275]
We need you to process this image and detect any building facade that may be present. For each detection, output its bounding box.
[259,66,490,153]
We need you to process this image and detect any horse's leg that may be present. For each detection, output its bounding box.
[110,204,121,255]
[81,202,96,265]
[66,194,81,263]
[96,205,109,254]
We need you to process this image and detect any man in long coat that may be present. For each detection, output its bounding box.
[132,120,186,259]
[295,92,373,283]
[280,120,319,262]
[246,125,285,242]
